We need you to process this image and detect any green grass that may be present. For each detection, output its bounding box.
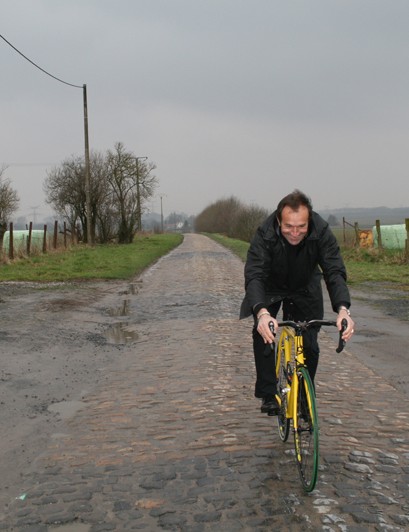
[206,233,409,291]
[0,233,183,282]
[204,233,249,261]
[340,247,409,289]
[2,231,408,291]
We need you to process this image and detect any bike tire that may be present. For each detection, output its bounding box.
[275,335,290,442]
[293,366,319,492]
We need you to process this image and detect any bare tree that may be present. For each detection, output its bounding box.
[44,155,86,238]
[327,214,340,227]
[166,212,183,232]
[232,204,268,242]
[0,166,20,243]
[44,152,111,243]
[195,196,243,236]
[195,197,268,242]
[106,143,157,243]
[106,143,137,243]
[165,212,192,232]
[134,158,158,231]
[44,143,158,244]
[89,152,114,243]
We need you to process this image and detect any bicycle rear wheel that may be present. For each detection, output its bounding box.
[275,339,290,442]
[293,367,319,492]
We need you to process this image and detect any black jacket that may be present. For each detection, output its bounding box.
[239,210,351,320]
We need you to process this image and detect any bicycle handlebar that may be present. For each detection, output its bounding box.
[336,319,348,353]
[268,318,348,353]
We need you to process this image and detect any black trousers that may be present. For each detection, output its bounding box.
[253,300,320,398]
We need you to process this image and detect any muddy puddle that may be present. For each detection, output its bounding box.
[104,322,139,344]
[107,298,130,317]
[103,280,142,343]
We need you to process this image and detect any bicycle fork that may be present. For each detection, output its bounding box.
[287,372,298,422]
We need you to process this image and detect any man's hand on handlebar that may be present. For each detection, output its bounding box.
[336,309,355,342]
[256,310,278,344]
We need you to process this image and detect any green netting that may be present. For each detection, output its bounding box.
[372,224,407,249]
[2,230,45,253]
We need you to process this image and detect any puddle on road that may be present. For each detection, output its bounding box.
[103,282,142,343]
[107,298,130,317]
[129,280,142,294]
[104,322,139,344]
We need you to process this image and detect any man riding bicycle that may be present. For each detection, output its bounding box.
[240,190,355,415]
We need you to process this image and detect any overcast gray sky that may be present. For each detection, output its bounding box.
[2,0,409,222]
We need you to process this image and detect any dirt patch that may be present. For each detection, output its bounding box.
[343,283,409,401]
[350,281,409,322]
[0,279,135,507]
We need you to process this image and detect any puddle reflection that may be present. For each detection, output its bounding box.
[129,281,141,295]
[105,322,139,344]
[107,299,130,317]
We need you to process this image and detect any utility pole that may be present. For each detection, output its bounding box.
[0,34,92,242]
[135,156,147,232]
[160,195,164,233]
[30,205,40,226]
[83,84,92,244]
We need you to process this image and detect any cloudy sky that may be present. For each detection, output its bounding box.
[1,0,409,222]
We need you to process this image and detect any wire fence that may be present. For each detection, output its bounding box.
[1,221,78,261]
[340,216,409,261]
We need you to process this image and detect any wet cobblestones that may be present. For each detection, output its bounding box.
[0,234,408,531]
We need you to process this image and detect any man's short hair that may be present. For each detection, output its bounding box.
[276,189,313,222]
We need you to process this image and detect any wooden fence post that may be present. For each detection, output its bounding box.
[342,217,346,245]
[8,222,14,260]
[64,222,67,248]
[405,218,409,262]
[354,223,360,247]
[42,225,47,253]
[53,220,58,249]
[375,219,383,250]
[27,221,33,255]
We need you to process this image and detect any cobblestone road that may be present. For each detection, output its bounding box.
[1,234,408,531]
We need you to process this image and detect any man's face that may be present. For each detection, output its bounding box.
[279,205,309,246]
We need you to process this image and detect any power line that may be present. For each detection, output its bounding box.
[5,163,56,167]
[0,33,82,89]
[1,33,93,244]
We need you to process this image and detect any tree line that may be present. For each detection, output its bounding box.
[1,142,158,245]
[0,165,20,243]
[44,142,158,244]
[194,196,268,242]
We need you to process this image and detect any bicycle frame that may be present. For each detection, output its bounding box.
[273,318,346,492]
[277,326,308,423]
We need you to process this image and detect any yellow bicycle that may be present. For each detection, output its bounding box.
[271,319,346,492]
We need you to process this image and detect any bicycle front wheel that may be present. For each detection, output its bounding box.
[276,340,290,442]
[293,367,319,492]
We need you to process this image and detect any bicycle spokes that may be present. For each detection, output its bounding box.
[276,348,290,442]
[273,320,340,493]
[294,368,319,492]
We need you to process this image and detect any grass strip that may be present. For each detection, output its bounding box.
[0,233,183,282]
[206,233,409,290]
